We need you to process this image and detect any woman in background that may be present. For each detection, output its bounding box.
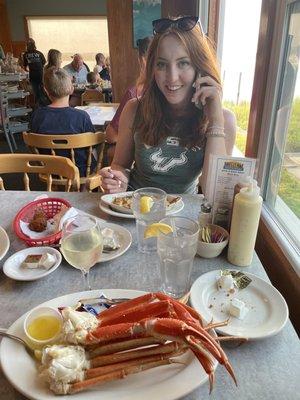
[94,53,106,74]
[44,49,62,70]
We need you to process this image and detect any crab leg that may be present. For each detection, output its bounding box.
[98,300,177,327]
[68,359,178,395]
[87,349,186,379]
[88,337,164,358]
[90,342,185,368]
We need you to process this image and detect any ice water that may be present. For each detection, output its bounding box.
[132,188,167,253]
[158,226,198,298]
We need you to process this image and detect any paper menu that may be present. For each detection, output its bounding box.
[206,155,256,228]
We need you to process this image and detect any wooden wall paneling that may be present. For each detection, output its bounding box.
[107,0,140,102]
[161,0,198,18]
[207,0,220,47]
[11,41,26,58]
[245,0,276,158]
[0,0,12,54]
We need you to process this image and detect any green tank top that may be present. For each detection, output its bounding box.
[129,132,205,194]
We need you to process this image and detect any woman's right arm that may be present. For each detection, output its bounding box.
[100,98,138,193]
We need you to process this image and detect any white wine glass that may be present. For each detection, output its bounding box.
[61,215,103,290]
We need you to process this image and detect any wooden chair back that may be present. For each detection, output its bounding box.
[23,131,106,187]
[81,89,105,105]
[0,154,80,191]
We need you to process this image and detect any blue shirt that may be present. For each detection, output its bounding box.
[63,63,88,84]
[30,106,95,176]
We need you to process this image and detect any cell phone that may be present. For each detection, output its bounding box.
[193,72,202,110]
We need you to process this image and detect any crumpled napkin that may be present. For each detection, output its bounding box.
[19,207,78,239]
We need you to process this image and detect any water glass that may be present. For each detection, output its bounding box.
[132,187,167,253]
[157,216,199,298]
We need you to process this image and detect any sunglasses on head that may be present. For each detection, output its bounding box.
[152,16,201,34]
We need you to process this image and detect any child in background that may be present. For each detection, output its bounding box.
[86,71,102,90]
[30,67,95,176]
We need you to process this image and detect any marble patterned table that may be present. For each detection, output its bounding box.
[0,191,299,400]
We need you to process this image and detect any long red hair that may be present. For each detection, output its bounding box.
[134,23,221,148]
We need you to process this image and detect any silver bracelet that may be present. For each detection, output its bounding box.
[205,129,225,138]
[207,125,224,131]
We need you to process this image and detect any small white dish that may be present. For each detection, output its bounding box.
[190,270,289,340]
[73,210,132,262]
[23,306,63,348]
[3,247,61,281]
[100,193,184,219]
[197,225,229,258]
[0,226,10,261]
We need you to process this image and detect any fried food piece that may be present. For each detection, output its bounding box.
[29,208,47,232]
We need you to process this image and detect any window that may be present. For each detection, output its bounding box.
[218,0,262,155]
[26,16,109,70]
[264,1,300,253]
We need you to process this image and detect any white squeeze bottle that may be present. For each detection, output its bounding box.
[227,179,262,266]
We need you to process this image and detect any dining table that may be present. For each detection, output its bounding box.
[0,190,299,400]
[75,105,118,128]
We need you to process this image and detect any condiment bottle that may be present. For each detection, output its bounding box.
[227,179,262,266]
[229,176,252,231]
[198,201,212,229]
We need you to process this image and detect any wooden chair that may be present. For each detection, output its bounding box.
[0,154,80,191]
[81,90,105,105]
[23,131,106,188]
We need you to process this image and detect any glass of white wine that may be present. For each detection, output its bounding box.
[61,215,103,290]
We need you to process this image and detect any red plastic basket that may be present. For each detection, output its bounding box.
[13,197,71,247]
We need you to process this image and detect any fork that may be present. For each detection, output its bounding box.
[0,330,35,357]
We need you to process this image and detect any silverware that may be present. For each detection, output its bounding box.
[0,330,35,357]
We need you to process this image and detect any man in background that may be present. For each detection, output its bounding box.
[23,38,46,107]
[64,53,88,84]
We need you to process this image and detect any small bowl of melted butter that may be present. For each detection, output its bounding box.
[24,306,63,348]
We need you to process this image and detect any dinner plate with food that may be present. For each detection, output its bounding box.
[100,192,184,219]
[190,269,289,339]
[0,289,236,400]
[0,226,10,261]
[3,246,61,281]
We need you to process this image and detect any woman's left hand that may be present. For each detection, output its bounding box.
[191,75,224,126]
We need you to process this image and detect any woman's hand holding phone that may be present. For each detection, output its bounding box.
[191,74,223,126]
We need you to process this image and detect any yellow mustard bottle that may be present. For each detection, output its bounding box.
[227,179,262,266]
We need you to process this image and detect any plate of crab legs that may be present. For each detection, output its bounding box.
[0,289,237,400]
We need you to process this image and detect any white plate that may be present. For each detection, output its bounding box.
[100,193,184,219]
[0,226,10,261]
[190,270,289,339]
[0,288,216,400]
[3,247,62,281]
[96,221,132,262]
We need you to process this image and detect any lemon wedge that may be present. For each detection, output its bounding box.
[140,196,154,213]
[144,223,173,238]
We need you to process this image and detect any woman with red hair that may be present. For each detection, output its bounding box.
[100,16,236,195]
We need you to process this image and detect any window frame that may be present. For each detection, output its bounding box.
[252,0,300,270]
[212,0,300,272]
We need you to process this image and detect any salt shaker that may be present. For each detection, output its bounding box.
[198,201,212,229]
